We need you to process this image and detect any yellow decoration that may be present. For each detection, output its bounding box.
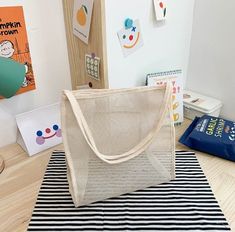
[173,102,179,110]
[173,113,179,122]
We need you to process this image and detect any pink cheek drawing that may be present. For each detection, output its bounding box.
[36,130,45,145]
[36,136,45,145]
[53,124,62,137]
[56,129,62,137]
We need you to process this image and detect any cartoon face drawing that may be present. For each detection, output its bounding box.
[0,40,15,58]
[118,19,144,57]
[121,26,140,49]
[36,124,62,145]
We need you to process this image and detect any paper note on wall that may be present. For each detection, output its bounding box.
[153,0,167,21]
[117,19,144,57]
[85,54,100,80]
[73,0,94,44]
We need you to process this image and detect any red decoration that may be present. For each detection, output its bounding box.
[45,128,51,134]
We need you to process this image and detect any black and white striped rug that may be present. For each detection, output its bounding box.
[28,151,231,231]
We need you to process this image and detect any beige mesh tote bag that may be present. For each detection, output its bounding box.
[61,83,175,207]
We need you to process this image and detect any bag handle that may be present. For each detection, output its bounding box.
[64,82,172,164]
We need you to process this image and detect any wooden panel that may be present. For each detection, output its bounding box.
[62,0,108,89]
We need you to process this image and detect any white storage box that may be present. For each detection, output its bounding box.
[183,90,222,120]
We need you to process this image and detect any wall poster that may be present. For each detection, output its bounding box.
[0,6,36,98]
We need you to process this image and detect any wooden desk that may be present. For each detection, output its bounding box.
[0,119,235,232]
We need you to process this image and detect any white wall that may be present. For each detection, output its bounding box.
[187,0,235,120]
[105,0,195,88]
[0,0,71,147]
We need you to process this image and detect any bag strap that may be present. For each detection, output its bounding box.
[64,82,172,164]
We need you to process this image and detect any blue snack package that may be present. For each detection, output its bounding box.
[179,115,235,162]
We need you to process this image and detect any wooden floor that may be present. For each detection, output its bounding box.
[0,119,235,232]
